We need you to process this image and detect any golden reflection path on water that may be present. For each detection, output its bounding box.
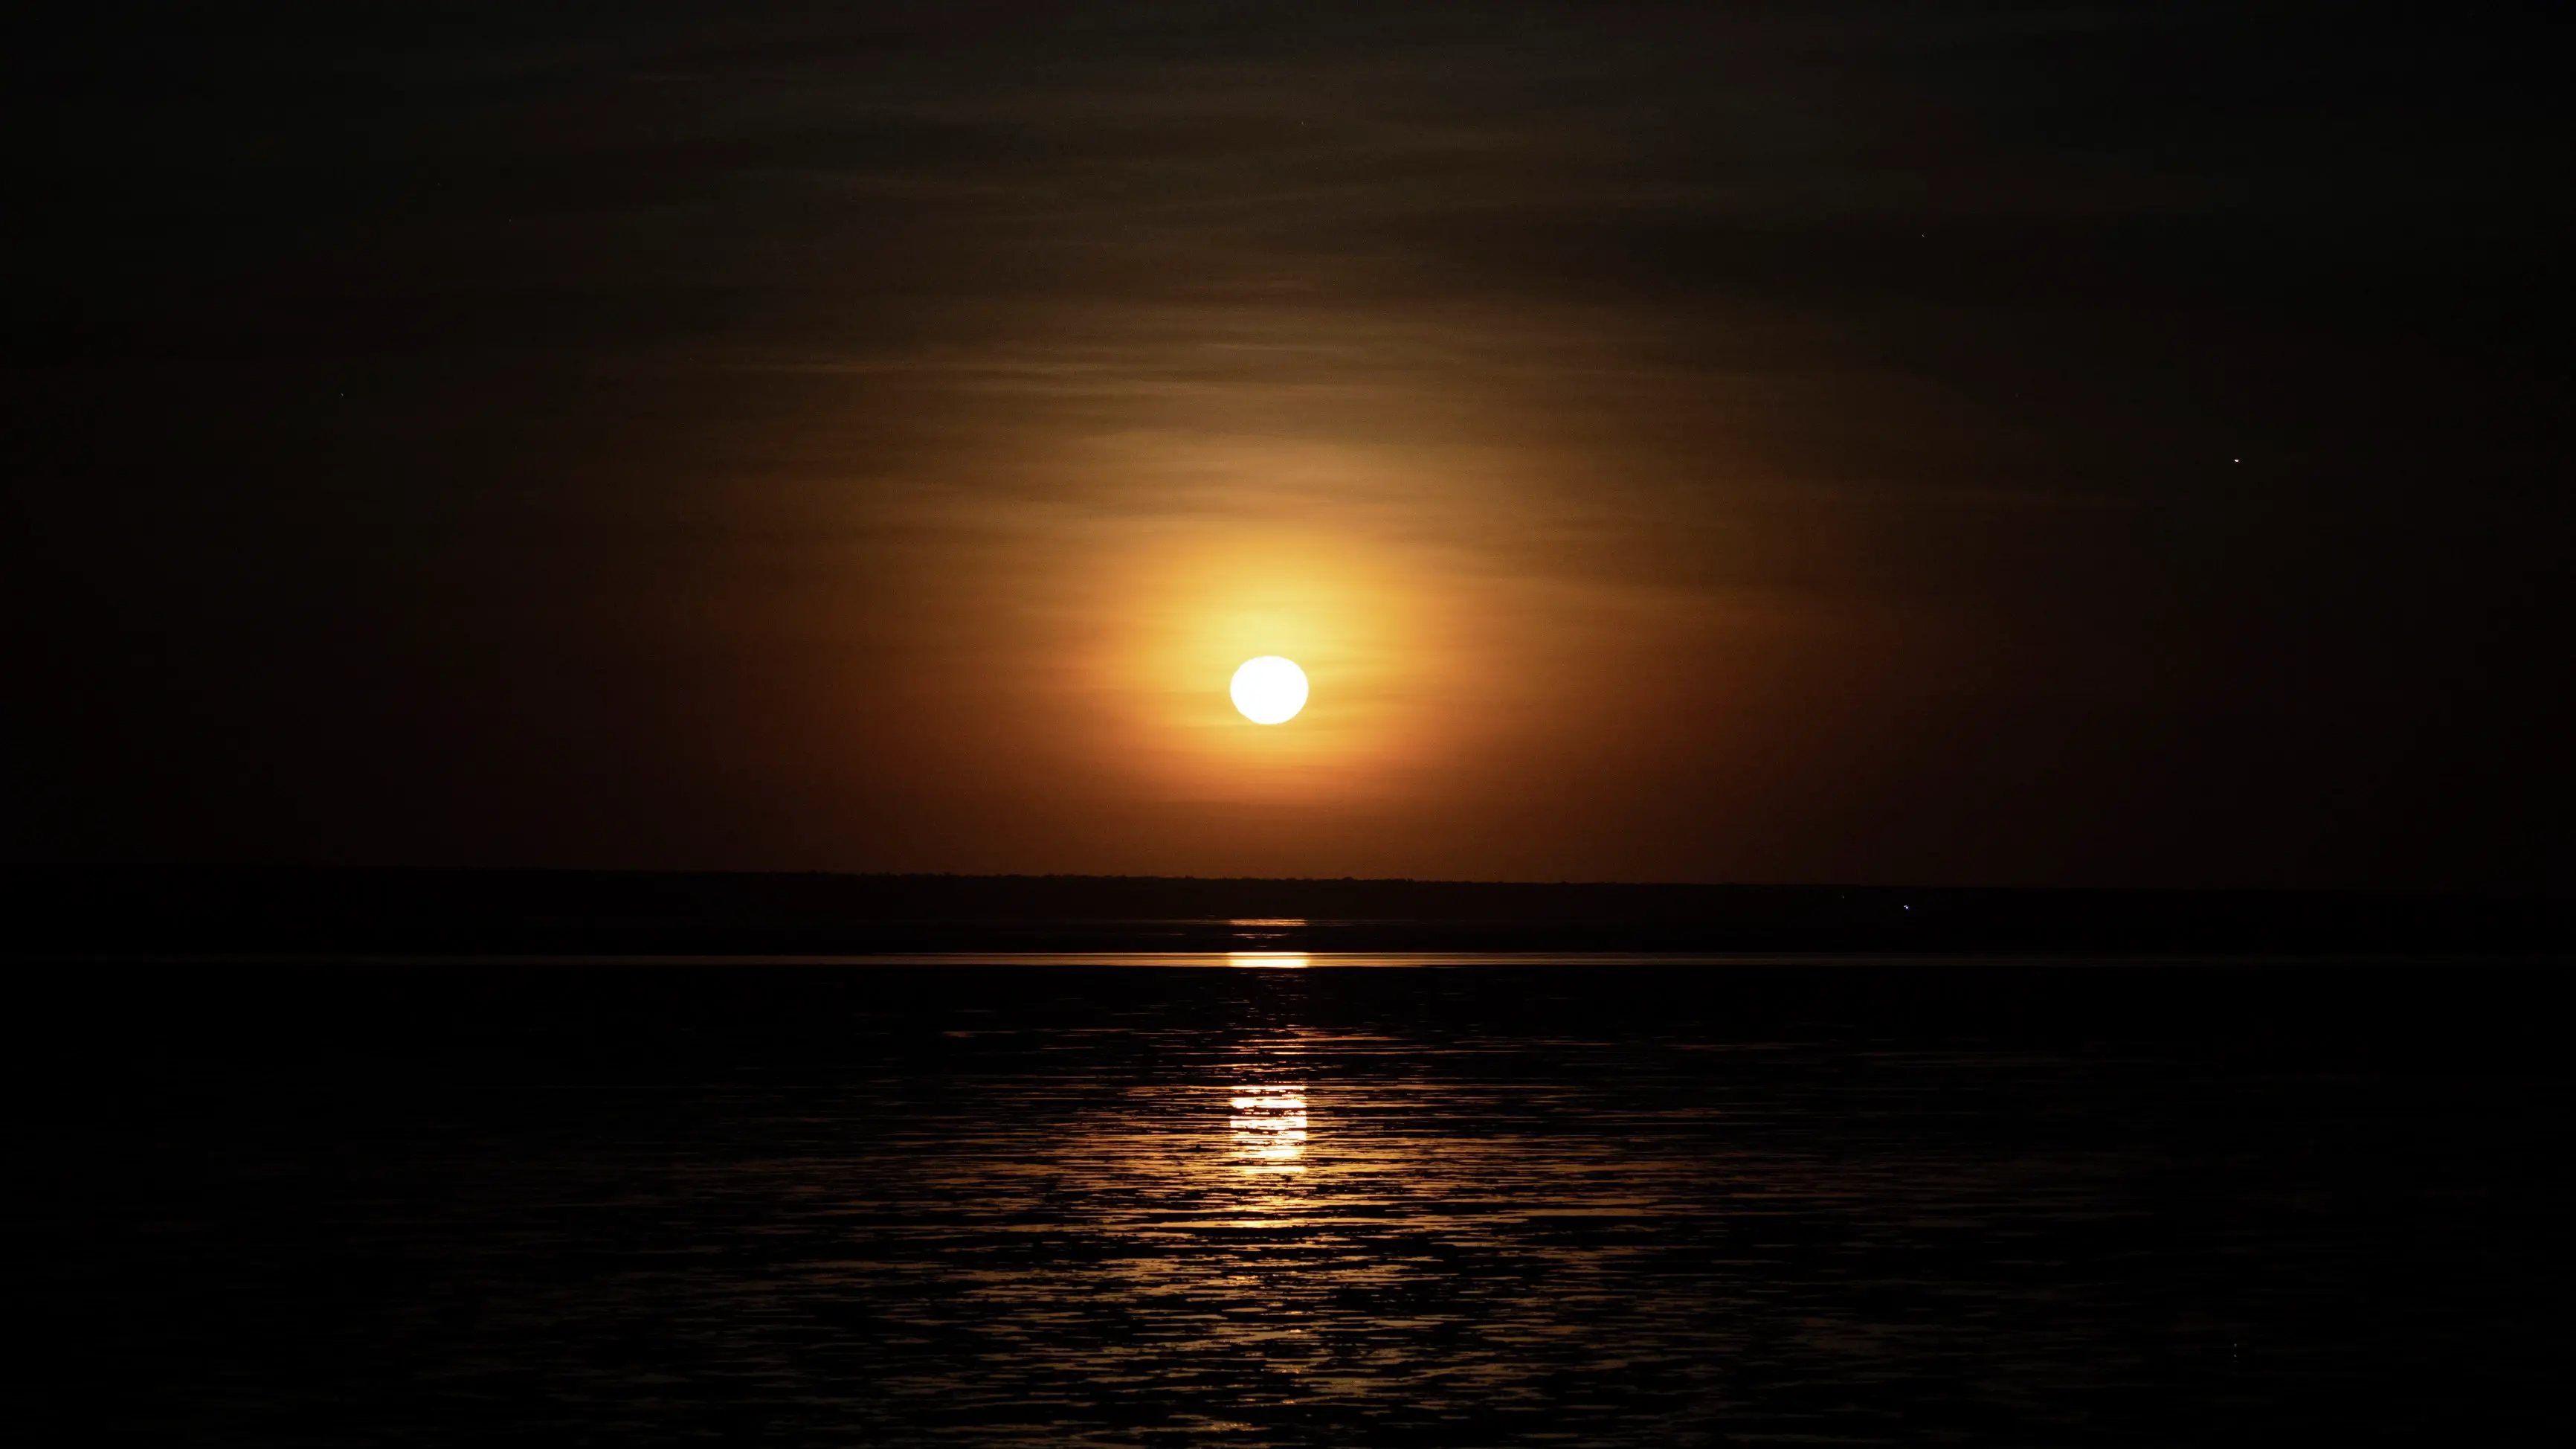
[269,982,2430,1449]
[77,965,2554,1449]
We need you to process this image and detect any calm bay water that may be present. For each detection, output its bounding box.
[16,958,2572,1443]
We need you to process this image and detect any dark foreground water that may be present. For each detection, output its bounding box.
[13,958,2574,1444]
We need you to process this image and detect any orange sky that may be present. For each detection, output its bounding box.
[6,3,2569,886]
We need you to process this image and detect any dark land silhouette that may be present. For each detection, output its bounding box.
[7,864,2569,956]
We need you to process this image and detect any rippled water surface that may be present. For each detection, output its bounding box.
[22,960,2572,1443]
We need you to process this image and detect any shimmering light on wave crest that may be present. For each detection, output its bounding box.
[1229,1085,1310,1173]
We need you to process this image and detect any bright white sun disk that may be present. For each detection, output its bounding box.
[1229,656,1309,724]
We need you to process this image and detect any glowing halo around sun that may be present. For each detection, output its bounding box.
[1229,656,1310,724]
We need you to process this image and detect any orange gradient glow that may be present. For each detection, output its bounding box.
[1068,518,1494,803]
[673,300,1946,882]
